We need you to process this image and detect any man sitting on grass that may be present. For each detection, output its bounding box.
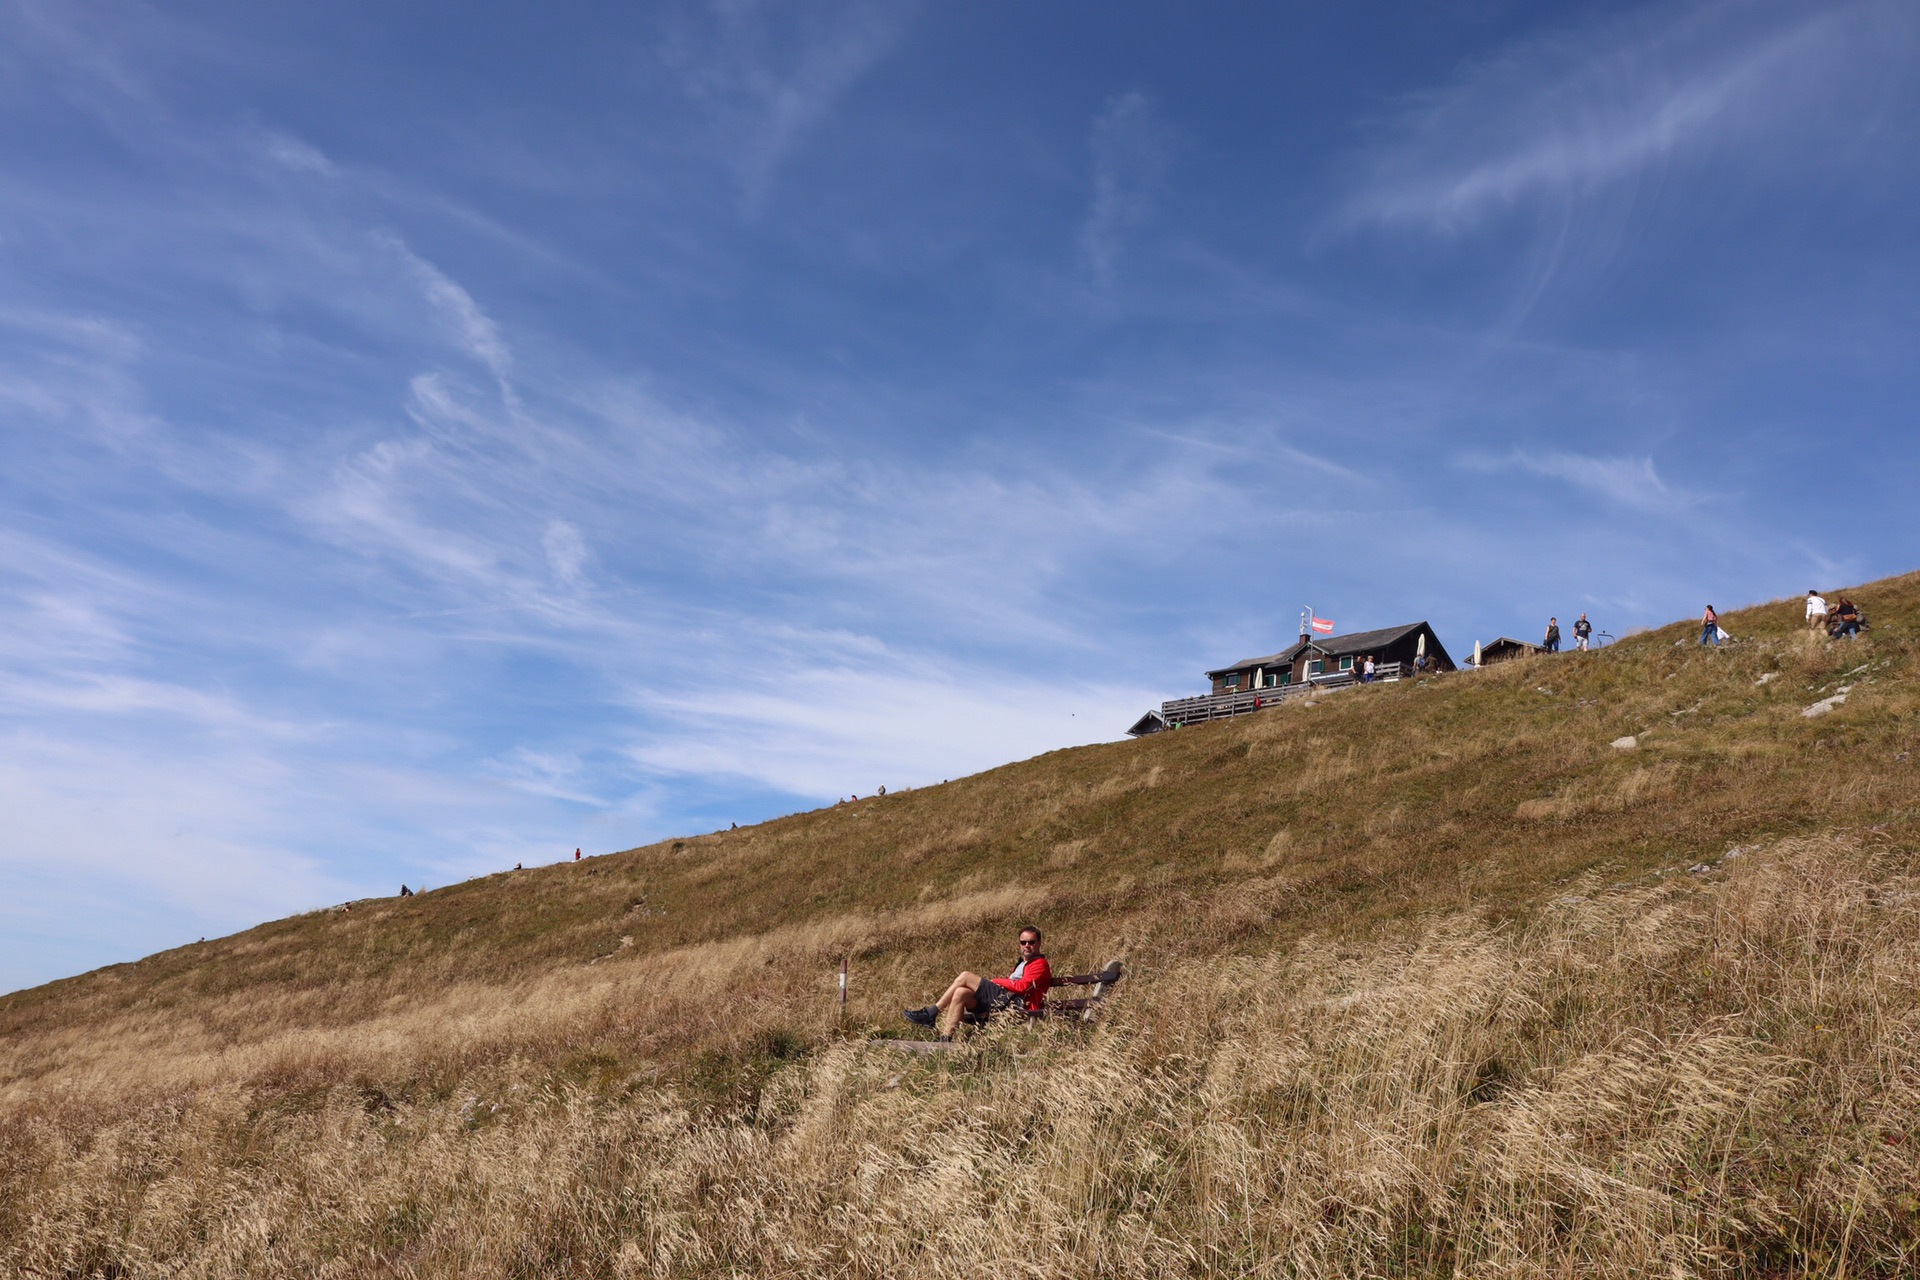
[904,926,1052,1040]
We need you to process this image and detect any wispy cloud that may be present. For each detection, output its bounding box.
[263,132,336,176]
[663,0,915,211]
[1080,91,1171,285]
[1340,2,1901,234]
[385,237,517,401]
[628,656,1154,798]
[1463,449,1678,508]
[543,520,590,587]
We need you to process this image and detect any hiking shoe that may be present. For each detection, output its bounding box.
[903,1006,937,1028]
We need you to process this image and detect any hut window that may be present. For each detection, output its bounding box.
[1306,659,1324,676]
[1224,673,1240,689]
[1339,656,1353,672]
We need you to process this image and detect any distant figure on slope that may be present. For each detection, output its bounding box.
[904,926,1053,1042]
[1361,654,1376,683]
[1806,590,1829,632]
[1414,652,1428,675]
[399,885,413,898]
[1544,617,1561,653]
[1831,597,1862,639]
[1573,614,1593,651]
[1701,606,1722,646]
[514,862,522,871]
[574,848,581,862]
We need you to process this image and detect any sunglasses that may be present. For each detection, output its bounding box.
[1018,938,1039,945]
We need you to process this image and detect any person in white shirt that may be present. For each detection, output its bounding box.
[1806,591,1828,632]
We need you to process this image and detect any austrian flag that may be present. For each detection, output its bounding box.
[1310,616,1335,635]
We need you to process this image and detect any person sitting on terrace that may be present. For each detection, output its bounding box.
[904,926,1053,1041]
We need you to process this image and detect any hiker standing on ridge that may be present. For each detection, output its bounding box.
[1544,618,1561,653]
[905,926,1053,1041]
[1573,614,1593,651]
[1701,606,1722,646]
[1807,590,1829,632]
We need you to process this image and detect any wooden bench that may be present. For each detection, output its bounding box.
[961,960,1124,1025]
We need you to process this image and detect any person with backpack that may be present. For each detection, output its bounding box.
[1573,614,1593,651]
[1544,617,1561,653]
[1832,598,1862,639]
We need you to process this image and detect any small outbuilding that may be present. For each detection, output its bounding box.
[1470,637,1547,667]
[1125,710,1169,737]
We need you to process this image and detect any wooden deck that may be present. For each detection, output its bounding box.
[1161,663,1405,726]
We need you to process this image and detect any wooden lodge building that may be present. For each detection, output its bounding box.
[1131,621,1457,734]
[1205,621,1456,693]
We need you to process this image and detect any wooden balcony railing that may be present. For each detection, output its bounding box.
[1159,662,1406,725]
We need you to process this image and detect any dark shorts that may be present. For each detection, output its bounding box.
[972,980,1021,1018]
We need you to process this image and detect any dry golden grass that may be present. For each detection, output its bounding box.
[4,837,1915,1278]
[4,574,1920,1276]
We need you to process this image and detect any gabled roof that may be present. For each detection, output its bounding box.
[1206,640,1310,679]
[1125,710,1169,737]
[1206,622,1449,678]
[1303,621,1429,659]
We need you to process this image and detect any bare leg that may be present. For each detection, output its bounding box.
[936,972,983,1038]
[935,972,983,1011]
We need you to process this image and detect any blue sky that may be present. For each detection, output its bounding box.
[3,0,1917,992]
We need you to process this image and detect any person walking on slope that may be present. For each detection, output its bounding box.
[904,926,1052,1041]
[1806,590,1829,632]
[1573,614,1593,651]
[1544,617,1561,653]
[1701,606,1722,646]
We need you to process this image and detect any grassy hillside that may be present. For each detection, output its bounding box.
[4,576,1919,1277]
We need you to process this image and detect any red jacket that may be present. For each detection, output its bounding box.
[990,955,1052,1011]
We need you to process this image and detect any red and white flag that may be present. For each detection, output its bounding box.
[1310,616,1335,635]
